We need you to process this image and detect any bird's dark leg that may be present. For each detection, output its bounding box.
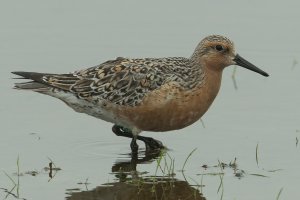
[112,125,164,152]
[112,125,139,153]
[112,125,133,138]
[130,136,139,153]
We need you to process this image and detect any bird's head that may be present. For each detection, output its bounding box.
[191,35,269,77]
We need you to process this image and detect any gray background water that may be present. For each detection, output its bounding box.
[1,0,299,199]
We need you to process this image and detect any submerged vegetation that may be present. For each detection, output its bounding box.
[2,156,22,200]
[1,148,286,200]
[1,156,62,200]
[231,65,238,90]
[67,149,205,200]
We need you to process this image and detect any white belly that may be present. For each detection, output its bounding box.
[45,90,123,125]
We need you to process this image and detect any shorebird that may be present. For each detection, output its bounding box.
[12,35,269,153]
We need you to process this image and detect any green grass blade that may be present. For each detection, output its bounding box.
[3,171,17,186]
[276,188,283,200]
[181,148,197,171]
[256,143,259,166]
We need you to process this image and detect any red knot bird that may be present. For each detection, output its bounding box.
[12,35,269,153]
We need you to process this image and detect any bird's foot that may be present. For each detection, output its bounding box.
[112,124,164,153]
[137,136,164,151]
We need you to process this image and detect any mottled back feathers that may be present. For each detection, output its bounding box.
[41,57,204,106]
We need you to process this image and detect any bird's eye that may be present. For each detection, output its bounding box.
[215,45,224,51]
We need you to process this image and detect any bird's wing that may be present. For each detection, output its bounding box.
[41,57,189,106]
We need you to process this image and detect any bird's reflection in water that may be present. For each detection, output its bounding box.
[66,150,206,200]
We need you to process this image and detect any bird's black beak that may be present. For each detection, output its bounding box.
[233,54,269,77]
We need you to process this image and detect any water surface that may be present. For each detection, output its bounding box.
[1,0,300,199]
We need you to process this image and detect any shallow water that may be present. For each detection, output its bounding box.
[1,0,300,199]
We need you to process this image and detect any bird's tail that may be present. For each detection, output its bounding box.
[12,71,51,92]
[14,81,48,90]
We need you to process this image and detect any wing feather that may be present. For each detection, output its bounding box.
[38,57,197,106]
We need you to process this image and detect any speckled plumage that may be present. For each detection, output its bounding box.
[42,56,205,107]
[12,35,269,152]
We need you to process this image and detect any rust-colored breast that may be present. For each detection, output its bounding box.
[117,69,222,132]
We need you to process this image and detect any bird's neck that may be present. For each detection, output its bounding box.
[201,66,223,102]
